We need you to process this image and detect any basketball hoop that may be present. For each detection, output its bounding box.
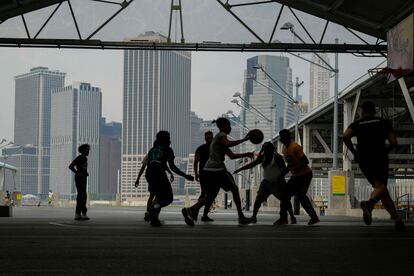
[368,67,411,79]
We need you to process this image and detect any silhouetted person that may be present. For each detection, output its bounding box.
[181,117,254,226]
[69,144,90,220]
[234,142,296,224]
[278,129,319,225]
[194,131,214,222]
[135,152,174,222]
[343,101,405,231]
[145,131,194,227]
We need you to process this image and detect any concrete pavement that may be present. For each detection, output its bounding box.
[0,206,412,275]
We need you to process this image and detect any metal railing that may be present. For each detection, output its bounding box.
[396,193,412,221]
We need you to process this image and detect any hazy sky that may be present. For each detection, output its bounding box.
[0,1,385,142]
[0,47,384,142]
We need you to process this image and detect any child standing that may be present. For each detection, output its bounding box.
[69,144,90,221]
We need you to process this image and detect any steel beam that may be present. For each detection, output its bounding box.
[0,38,388,53]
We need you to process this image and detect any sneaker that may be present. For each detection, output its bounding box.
[81,214,90,220]
[307,216,320,225]
[238,216,252,226]
[74,214,82,220]
[201,216,214,222]
[150,219,163,227]
[273,217,288,225]
[181,208,195,227]
[395,218,406,232]
[360,201,372,225]
[144,211,150,222]
[248,216,257,224]
[147,206,158,222]
[290,217,297,224]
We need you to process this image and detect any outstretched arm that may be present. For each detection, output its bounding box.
[234,155,263,174]
[220,135,249,148]
[168,160,194,181]
[226,148,254,160]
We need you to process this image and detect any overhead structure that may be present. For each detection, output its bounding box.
[0,0,411,52]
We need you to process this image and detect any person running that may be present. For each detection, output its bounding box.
[69,144,91,221]
[343,101,405,231]
[135,153,174,222]
[278,129,319,225]
[181,117,254,226]
[194,131,214,222]
[234,142,296,224]
[145,131,194,227]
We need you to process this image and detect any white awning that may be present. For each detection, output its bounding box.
[0,162,17,172]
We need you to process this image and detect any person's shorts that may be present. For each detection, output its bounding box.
[256,178,286,203]
[359,157,389,186]
[145,165,170,193]
[204,170,238,193]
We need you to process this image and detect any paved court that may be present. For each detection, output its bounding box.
[0,207,412,275]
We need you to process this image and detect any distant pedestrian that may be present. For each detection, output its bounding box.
[181,117,254,226]
[144,131,194,227]
[135,152,174,222]
[343,101,405,231]
[48,190,54,206]
[69,144,91,221]
[234,142,296,224]
[193,131,214,222]
[278,129,319,225]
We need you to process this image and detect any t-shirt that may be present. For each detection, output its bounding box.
[195,143,210,171]
[73,155,88,176]
[282,142,311,176]
[147,144,175,170]
[262,154,283,183]
[348,116,393,159]
[204,132,230,171]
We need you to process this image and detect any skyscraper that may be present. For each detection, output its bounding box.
[309,53,330,110]
[14,67,65,195]
[49,82,101,199]
[190,111,203,153]
[122,31,191,202]
[100,118,122,197]
[243,55,294,143]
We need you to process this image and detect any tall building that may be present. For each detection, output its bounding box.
[100,118,122,197]
[309,53,330,110]
[14,67,65,195]
[243,55,294,145]
[49,82,101,199]
[121,31,191,202]
[190,112,204,153]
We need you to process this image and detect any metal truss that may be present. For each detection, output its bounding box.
[0,0,387,54]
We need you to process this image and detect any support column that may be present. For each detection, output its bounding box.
[327,98,354,214]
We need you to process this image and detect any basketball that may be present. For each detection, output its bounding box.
[248,129,264,144]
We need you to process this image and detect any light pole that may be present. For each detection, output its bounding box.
[295,77,304,143]
[281,22,339,169]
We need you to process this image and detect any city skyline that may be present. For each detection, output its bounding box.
[0,48,385,143]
